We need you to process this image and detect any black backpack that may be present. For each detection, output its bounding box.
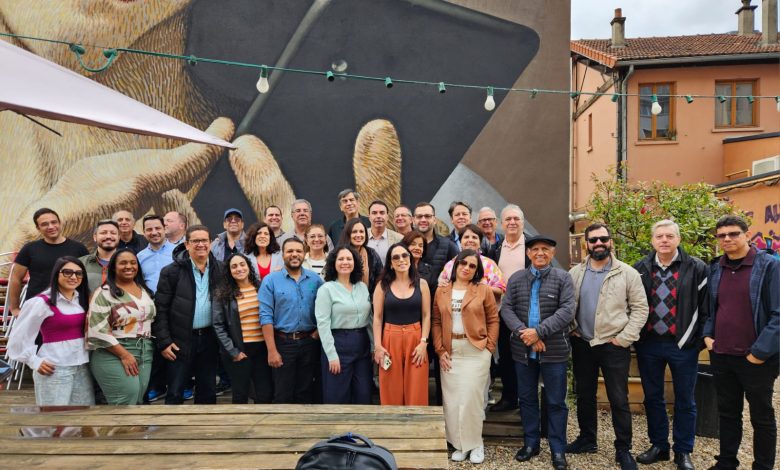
[295,433,398,470]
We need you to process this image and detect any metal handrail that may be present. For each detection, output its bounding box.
[1,253,28,390]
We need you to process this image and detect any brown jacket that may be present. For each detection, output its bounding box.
[432,283,499,356]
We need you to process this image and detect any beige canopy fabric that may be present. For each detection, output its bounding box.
[0,40,234,148]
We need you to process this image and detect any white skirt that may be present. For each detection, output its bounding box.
[441,338,492,452]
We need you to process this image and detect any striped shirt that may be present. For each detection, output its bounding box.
[238,286,263,343]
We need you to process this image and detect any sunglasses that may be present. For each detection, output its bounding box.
[391,252,410,261]
[587,236,611,244]
[458,259,478,270]
[715,231,743,240]
[60,269,84,279]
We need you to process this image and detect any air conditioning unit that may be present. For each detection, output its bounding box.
[752,155,780,176]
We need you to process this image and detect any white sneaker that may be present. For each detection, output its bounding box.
[469,445,485,464]
[451,449,469,461]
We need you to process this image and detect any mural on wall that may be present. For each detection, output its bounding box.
[0,0,548,252]
[744,200,780,252]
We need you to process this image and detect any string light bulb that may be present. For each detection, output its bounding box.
[775,96,780,112]
[530,89,538,99]
[611,93,619,102]
[717,95,727,103]
[325,71,335,82]
[484,87,495,111]
[651,94,662,115]
[685,95,694,104]
[438,82,446,94]
[256,66,270,93]
[384,77,393,88]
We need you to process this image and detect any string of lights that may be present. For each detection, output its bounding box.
[3,31,779,113]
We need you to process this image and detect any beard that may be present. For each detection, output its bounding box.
[588,245,611,261]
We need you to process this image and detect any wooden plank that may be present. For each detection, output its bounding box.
[0,412,444,427]
[0,403,444,414]
[2,452,448,470]
[0,404,443,415]
[0,437,448,454]
[0,422,445,439]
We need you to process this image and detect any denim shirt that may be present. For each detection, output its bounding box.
[259,267,324,333]
[191,260,212,329]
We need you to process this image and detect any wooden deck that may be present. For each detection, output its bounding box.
[0,390,448,469]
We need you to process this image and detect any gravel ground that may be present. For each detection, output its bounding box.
[450,379,780,469]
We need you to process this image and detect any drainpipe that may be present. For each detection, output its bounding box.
[617,64,634,180]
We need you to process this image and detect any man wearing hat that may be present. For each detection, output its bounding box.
[211,208,246,263]
[500,235,576,470]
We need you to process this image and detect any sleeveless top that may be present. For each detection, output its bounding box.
[37,294,85,344]
[383,280,422,325]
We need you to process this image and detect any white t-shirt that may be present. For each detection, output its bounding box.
[451,289,466,335]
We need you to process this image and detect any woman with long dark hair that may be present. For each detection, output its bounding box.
[372,243,431,405]
[401,230,437,290]
[432,249,499,464]
[244,222,282,280]
[337,218,383,296]
[8,256,94,405]
[87,248,156,405]
[315,246,373,404]
[213,252,273,404]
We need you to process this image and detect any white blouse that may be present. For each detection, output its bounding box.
[6,289,90,371]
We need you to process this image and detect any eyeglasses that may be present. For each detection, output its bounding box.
[188,239,211,246]
[587,236,611,244]
[478,217,496,224]
[60,269,84,279]
[415,214,434,219]
[458,259,478,270]
[715,231,743,240]
[391,252,410,261]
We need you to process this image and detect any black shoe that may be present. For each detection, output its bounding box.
[566,437,597,454]
[636,445,670,464]
[490,399,518,412]
[674,453,695,470]
[551,452,568,470]
[514,446,540,462]
[616,451,638,470]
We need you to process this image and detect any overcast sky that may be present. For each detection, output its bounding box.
[571,0,776,39]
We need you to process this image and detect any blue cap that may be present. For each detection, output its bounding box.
[223,208,243,219]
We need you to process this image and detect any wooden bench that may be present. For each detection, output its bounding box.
[0,392,448,469]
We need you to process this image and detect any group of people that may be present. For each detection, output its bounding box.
[5,188,778,470]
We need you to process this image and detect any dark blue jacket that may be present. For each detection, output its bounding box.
[703,248,779,361]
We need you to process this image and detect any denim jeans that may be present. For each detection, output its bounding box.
[515,359,568,453]
[166,328,218,404]
[710,352,779,470]
[33,363,94,406]
[635,339,698,453]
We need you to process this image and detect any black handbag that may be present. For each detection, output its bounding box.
[295,433,398,470]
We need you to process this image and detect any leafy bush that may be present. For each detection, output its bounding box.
[586,170,747,265]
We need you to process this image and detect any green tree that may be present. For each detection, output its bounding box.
[586,169,747,265]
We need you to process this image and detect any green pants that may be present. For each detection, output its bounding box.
[90,337,153,405]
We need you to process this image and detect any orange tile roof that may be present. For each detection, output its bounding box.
[571,33,780,68]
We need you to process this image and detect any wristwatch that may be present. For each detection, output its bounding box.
[420,337,428,343]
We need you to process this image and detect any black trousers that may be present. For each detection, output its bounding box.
[710,352,779,470]
[166,328,218,404]
[571,336,632,451]
[497,319,518,403]
[146,347,167,394]
[272,336,319,404]
[224,341,273,404]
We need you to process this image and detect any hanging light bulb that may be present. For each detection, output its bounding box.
[484,87,495,111]
[685,95,694,104]
[611,93,619,102]
[256,66,270,94]
[650,94,662,115]
[438,82,446,94]
[776,96,780,112]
